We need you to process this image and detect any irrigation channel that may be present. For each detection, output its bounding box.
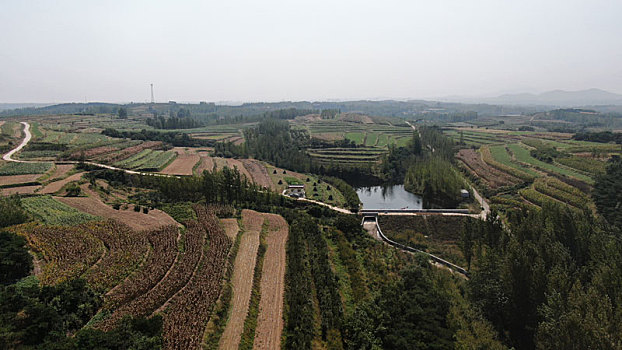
[5,121,484,277]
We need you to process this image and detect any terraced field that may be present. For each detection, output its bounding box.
[113,149,177,171]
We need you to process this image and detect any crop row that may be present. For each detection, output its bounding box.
[533,177,589,209]
[105,225,179,309]
[162,205,232,350]
[0,162,53,175]
[83,220,149,292]
[136,151,177,171]
[507,143,592,182]
[22,196,99,226]
[13,222,105,285]
[480,146,535,182]
[95,141,163,164]
[98,219,207,331]
[556,156,606,175]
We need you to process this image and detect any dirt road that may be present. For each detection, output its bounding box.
[2,121,31,162]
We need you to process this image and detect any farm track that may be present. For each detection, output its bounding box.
[219,210,264,350]
[253,213,288,350]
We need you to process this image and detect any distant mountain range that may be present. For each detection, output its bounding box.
[443,89,622,107]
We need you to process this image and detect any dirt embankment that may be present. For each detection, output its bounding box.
[253,213,288,350]
[219,210,264,350]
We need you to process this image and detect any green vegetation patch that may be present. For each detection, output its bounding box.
[21,195,99,225]
[0,162,53,175]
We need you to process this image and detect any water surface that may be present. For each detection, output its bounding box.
[356,185,423,210]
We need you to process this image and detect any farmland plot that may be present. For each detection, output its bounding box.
[162,206,232,350]
[219,210,264,350]
[253,213,288,350]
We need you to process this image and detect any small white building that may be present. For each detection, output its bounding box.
[460,189,470,198]
[287,184,306,198]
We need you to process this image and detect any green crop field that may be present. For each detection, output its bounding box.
[345,132,365,145]
[0,162,53,175]
[365,132,378,146]
[135,151,176,171]
[21,196,99,226]
[507,143,592,182]
[488,145,539,176]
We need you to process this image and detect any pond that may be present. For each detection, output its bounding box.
[356,184,423,210]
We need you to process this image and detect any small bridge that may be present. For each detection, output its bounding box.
[361,215,470,278]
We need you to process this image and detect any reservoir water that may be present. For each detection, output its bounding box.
[356,185,423,210]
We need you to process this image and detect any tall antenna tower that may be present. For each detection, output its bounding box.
[150,83,155,104]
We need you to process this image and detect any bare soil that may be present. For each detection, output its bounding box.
[0,174,41,186]
[253,213,288,350]
[219,210,264,350]
[1,185,40,195]
[56,195,178,232]
[47,164,74,180]
[39,172,84,194]
[195,156,215,175]
[457,149,520,189]
[220,218,240,240]
[161,152,200,175]
[240,159,275,190]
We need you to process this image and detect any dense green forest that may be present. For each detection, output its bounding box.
[461,197,622,349]
[593,156,622,228]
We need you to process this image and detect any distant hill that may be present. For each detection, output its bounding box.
[0,103,53,112]
[445,89,622,107]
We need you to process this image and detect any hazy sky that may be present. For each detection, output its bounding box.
[1,0,621,103]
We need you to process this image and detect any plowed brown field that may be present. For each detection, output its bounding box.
[47,164,74,180]
[240,159,275,190]
[0,174,41,186]
[1,185,39,195]
[195,156,214,175]
[219,210,264,350]
[253,213,288,350]
[161,152,200,175]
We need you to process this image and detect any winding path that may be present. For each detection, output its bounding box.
[2,121,31,162]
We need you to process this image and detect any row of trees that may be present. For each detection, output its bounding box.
[101,128,212,147]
